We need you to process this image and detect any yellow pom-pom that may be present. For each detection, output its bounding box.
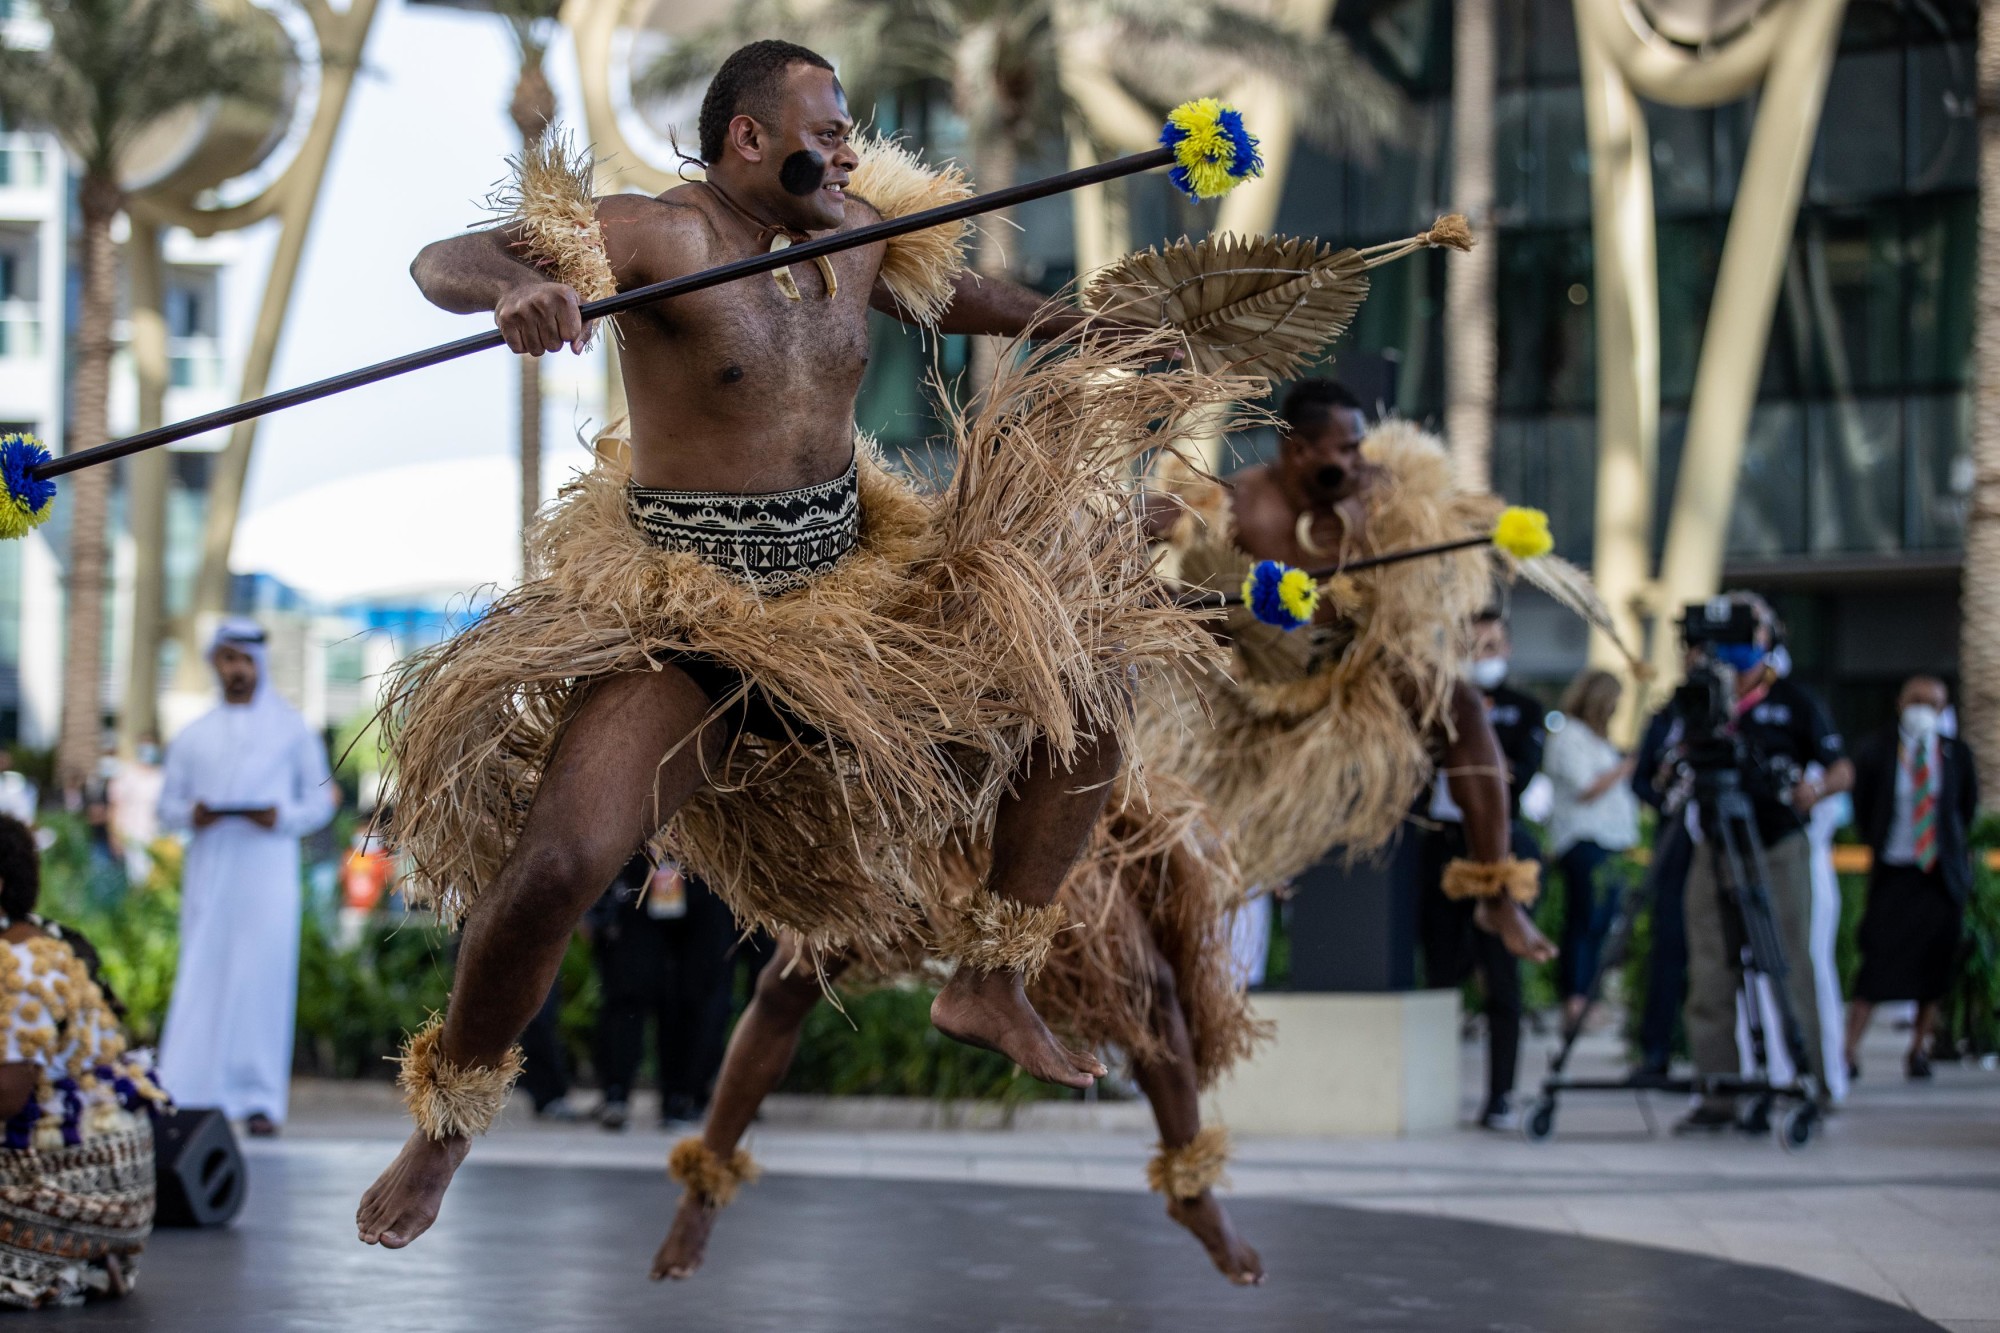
[1161,98,1263,201]
[1278,567,1318,622]
[1492,506,1554,560]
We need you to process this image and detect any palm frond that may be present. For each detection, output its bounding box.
[0,0,292,179]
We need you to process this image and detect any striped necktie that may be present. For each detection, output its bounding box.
[1910,741,1939,872]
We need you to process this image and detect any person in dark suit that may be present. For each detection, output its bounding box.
[1844,675,1979,1081]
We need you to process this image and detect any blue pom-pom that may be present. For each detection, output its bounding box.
[0,434,56,540]
[1241,559,1316,631]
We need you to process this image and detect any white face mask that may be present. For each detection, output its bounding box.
[1468,657,1509,692]
[1901,704,1941,739]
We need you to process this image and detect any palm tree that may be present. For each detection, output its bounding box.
[0,0,283,793]
[495,0,564,560]
[635,0,1399,393]
[1963,0,2000,801]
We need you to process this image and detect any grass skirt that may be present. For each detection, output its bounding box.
[383,330,1254,965]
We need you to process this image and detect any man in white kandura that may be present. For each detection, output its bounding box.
[156,619,335,1137]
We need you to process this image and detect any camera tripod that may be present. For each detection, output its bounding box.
[1523,763,1825,1151]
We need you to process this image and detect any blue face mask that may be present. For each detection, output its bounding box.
[1714,642,1767,675]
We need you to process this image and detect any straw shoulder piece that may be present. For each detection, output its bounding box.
[847,135,975,328]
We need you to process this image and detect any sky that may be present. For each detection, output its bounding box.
[231,0,609,601]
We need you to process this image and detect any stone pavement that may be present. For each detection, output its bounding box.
[266,1008,1996,1330]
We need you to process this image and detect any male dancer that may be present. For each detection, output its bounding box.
[1144,379,1558,960]
[357,41,1244,1249]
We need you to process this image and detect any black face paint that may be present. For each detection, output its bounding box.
[779,149,826,197]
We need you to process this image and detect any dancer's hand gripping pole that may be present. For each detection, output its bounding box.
[1,99,1265,534]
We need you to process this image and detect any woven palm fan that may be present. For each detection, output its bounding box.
[1085,216,1473,380]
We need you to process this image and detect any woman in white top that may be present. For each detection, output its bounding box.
[1542,670,1641,1027]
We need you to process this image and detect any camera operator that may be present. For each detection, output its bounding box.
[1673,593,1851,1132]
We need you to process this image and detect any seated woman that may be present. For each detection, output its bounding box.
[0,814,167,1307]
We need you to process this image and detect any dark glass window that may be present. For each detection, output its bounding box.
[1810,49,1905,206]
[1533,87,1591,226]
[1904,192,1975,388]
[1806,397,1902,554]
[1727,404,1807,559]
[1496,227,1594,413]
[1906,42,1976,193]
[1350,102,1443,239]
[1646,104,1717,218]
[1656,220,1722,404]
[1905,391,1972,550]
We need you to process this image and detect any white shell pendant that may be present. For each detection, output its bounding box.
[768,234,837,301]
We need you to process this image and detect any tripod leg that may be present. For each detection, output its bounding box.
[1715,803,1822,1103]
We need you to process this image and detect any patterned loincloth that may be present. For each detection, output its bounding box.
[626,457,862,592]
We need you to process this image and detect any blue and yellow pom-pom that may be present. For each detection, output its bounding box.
[1492,506,1554,560]
[0,435,55,540]
[1161,98,1263,201]
[1241,560,1318,631]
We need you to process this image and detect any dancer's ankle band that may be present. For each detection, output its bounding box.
[1146,1125,1230,1200]
[668,1137,761,1207]
[395,1016,525,1141]
[936,895,1068,981]
[1440,856,1540,906]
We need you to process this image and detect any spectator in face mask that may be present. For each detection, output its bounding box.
[1845,676,1979,1081]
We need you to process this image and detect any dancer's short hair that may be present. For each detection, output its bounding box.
[0,815,38,922]
[1280,378,1364,436]
[699,40,837,165]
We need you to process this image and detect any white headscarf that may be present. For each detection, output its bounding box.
[210,618,276,708]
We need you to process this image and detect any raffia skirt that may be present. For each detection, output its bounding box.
[382,333,1256,975]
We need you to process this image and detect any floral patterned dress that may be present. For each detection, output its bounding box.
[0,928,168,1307]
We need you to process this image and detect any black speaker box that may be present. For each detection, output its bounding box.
[151,1107,247,1228]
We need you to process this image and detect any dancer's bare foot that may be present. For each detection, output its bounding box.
[651,1190,721,1280]
[1474,897,1557,964]
[1166,1190,1265,1286]
[932,967,1105,1089]
[356,1129,470,1249]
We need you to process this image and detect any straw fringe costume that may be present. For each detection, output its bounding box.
[1142,421,1516,893]
[384,136,1260,1017]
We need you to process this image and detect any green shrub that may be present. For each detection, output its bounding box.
[778,983,1064,1104]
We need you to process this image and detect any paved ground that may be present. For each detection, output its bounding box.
[123,1009,1995,1330]
[58,1154,1938,1332]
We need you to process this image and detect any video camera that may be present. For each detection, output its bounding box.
[1668,598,1762,776]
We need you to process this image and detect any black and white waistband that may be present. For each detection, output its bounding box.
[627,457,861,592]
